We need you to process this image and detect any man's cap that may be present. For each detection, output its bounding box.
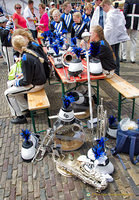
[0,15,8,23]
[50,2,55,6]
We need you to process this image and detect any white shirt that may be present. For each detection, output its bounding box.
[104,8,130,45]
[23,6,36,30]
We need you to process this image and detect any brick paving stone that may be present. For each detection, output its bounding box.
[46,179,53,198]
[8,153,13,165]
[22,183,28,200]
[0,153,4,166]
[17,163,23,177]
[23,165,28,182]
[50,170,56,186]
[34,180,40,198]
[28,192,34,200]
[2,159,8,172]
[40,188,47,200]
[0,138,2,147]
[33,165,38,180]
[16,196,22,200]
[67,177,75,191]
[4,180,11,197]
[0,171,7,188]
[52,186,59,199]
[44,164,50,179]
[28,163,33,176]
[7,164,12,179]
[40,177,46,188]
[9,186,16,200]
[16,177,22,196]
[0,188,4,200]
[74,181,85,199]
[28,176,33,193]
[13,156,18,170]
[12,170,17,185]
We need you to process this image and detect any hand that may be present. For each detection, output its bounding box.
[14,79,20,87]
[15,57,21,63]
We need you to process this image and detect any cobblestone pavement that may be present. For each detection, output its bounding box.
[0,40,139,200]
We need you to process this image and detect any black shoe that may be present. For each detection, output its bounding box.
[120,59,127,62]
[11,116,27,124]
[131,61,135,64]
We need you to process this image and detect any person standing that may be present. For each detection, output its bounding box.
[60,1,73,44]
[36,3,49,34]
[13,4,27,30]
[121,0,139,63]
[100,0,129,75]
[90,0,106,30]
[23,0,38,39]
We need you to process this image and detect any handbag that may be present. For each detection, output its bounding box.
[111,125,139,165]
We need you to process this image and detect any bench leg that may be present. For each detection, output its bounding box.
[46,108,51,128]
[118,93,122,122]
[30,111,37,133]
[132,98,135,119]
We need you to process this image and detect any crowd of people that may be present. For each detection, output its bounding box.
[0,0,138,124]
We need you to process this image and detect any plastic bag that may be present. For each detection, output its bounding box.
[120,118,138,131]
[8,61,22,80]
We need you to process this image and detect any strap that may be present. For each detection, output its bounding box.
[111,134,128,155]
[129,136,139,165]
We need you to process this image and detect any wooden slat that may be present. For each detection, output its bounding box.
[106,74,139,99]
[27,89,50,111]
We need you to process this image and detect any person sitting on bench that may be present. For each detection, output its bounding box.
[4,35,46,124]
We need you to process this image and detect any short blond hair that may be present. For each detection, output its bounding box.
[85,3,93,10]
[73,12,82,19]
[52,9,61,17]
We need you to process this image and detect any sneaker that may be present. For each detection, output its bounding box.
[131,61,135,64]
[11,116,27,124]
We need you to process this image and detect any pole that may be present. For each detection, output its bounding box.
[86,49,93,130]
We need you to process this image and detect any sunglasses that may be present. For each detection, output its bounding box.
[16,7,21,9]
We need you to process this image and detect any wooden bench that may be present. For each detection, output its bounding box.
[27,89,51,133]
[106,74,139,121]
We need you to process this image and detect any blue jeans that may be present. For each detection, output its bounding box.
[111,43,120,75]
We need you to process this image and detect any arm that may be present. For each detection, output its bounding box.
[19,54,34,86]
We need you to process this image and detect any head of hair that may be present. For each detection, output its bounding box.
[62,1,70,10]
[12,29,35,42]
[14,4,22,10]
[91,25,105,40]
[12,35,44,63]
[100,0,112,7]
[52,9,61,17]
[73,12,81,19]
[39,3,46,10]
[50,8,57,17]
[85,3,93,10]
[28,0,34,4]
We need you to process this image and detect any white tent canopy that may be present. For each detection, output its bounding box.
[0,0,40,17]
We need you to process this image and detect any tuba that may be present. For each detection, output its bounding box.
[61,47,77,67]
